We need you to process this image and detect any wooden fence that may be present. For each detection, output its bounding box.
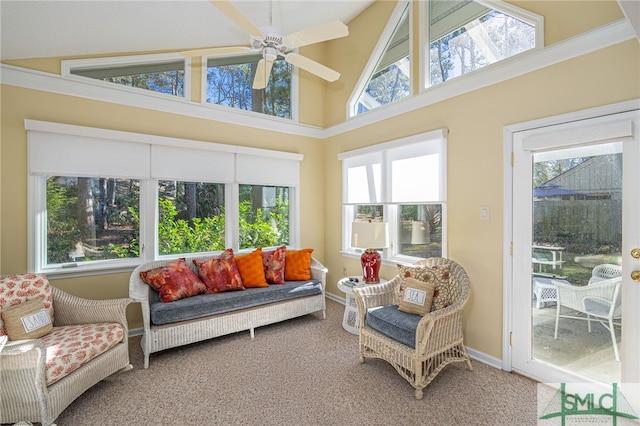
[533,200,622,249]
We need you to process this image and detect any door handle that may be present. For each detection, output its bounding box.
[632,248,640,259]
[632,270,640,282]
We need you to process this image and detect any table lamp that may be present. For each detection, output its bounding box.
[351,220,389,283]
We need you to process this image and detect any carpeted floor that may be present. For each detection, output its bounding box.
[54,299,538,425]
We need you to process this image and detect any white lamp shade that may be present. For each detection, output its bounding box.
[351,222,389,249]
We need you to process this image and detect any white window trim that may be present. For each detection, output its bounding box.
[419,0,544,92]
[347,0,412,118]
[200,52,299,122]
[62,52,191,101]
[338,128,448,264]
[26,119,302,277]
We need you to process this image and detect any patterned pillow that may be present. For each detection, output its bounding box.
[2,297,53,340]
[140,258,206,303]
[397,277,436,316]
[262,245,286,284]
[284,248,314,281]
[397,263,451,311]
[193,249,245,293]
[235,248,268,288]
[0,274,54,337]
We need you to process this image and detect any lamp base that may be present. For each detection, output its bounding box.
[361,249,381,284]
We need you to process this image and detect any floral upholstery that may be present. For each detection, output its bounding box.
[0,274,126,386]
[42,323,124,385]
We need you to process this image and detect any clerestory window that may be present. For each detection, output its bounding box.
[424,0,541,87]
[205,54,293,119]
[63,54,187,98]
[349,1,411,117]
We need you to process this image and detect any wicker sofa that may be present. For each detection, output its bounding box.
[129,255,328,368]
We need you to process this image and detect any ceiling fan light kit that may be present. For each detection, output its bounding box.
[182,0,349,90]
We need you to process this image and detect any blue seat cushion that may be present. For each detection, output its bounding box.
[150,280,322,325]
[366,304,421,348]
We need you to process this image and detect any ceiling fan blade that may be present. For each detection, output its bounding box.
[209,0,263,36]
[181,45,252,57]
[253,58,274,90]
[284,20,349,48]
[286,53,340,82]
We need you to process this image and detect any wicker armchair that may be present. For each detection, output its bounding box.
[352,258,472,399]
[0,275,132,426]
[553,274,622,361]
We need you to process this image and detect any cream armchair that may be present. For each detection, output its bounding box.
[352,258,472,399]
[0,274,132,426]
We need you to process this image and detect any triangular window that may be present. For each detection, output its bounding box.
[349,1,411,117]
[425,0,542,87]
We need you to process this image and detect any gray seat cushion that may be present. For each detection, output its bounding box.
[150,280,322,325]
[366,304,421,348]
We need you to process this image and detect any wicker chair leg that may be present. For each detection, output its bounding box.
[359,354,365,364]
[415,388,424,400]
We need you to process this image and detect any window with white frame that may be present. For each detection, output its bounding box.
[349,1,412,117]
[62,54,188,98]
[205,54,293,119]
[26,120,301,276]
[339,129,448,262]
[423,0,542,88]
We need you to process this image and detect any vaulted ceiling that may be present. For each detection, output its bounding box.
[0,0,374,60]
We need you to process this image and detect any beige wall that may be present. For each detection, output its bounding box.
[0,85,326,329]
[1,0,638,360]
[322,0,638,359]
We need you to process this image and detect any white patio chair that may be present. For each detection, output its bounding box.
[588,263,622,285]
[553,275,622,361]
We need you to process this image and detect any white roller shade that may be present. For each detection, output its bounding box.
[151,145,235,182]
[28,131,150,179]
[26,120,303,187]
[236,153,301,186]
[522,120,634,153]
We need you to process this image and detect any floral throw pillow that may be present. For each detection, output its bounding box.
[397,263,452,312]
[235,248,268,288]
[262,245,286,284]
[140,258,206,303]
[193,249,245,293]
[0,273,54,337]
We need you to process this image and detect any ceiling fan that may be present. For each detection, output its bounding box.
[182,0,349,89]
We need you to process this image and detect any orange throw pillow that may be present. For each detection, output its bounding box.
[235,248,268,288]
[284,248,314,281]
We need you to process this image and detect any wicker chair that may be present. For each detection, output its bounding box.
[553,271,622,361]
[0,274,132,425]
[352,258,472,399]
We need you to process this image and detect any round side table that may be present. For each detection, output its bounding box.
[337,277,387,335]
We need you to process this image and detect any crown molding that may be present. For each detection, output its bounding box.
[1,19,634,140]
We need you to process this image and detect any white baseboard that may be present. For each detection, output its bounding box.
[466,347,503,370]
[127,296,505,373]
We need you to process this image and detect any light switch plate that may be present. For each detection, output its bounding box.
[480,205,490,220]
